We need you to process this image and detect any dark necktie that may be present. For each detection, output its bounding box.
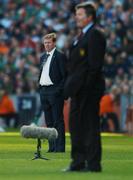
[77,31,83,41]
[42,53,50,66]
[73,31,84,46]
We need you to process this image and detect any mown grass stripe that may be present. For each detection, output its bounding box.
[0,132,125,137]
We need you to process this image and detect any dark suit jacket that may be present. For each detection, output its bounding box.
[39,49,67,94]
[64,24,106,98]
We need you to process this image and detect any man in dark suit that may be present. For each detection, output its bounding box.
[39,33,67,152]
[64,2,106,172]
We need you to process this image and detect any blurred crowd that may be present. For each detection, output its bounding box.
[0,0,132,96]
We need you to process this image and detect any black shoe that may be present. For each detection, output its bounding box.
[62,166,102,173]
[47,150,55,153]
[62,166,88,172]
[65,162,87,172]
[55,150,65,153]
[87,166,102,172]
[89,168,101,172]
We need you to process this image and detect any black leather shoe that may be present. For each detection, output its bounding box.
[88,166,102,172]
[62,165,102,173]
[55,150,65,153]
[62,167,88,172]
[47,150,55,153]
[89,168,102,172]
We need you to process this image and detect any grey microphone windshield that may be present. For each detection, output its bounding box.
[20,125,58,140]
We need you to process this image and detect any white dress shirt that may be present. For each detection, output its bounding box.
[82,22,94,34]
[39,48,56,86]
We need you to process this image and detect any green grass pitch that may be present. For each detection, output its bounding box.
[0,132,133,180]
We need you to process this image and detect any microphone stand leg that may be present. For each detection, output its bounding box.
[32,138,49,160]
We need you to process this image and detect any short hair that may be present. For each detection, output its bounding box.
[75,1,97,22]
[43,33,56,42]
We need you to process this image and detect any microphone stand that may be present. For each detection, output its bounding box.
[32,138,49,160]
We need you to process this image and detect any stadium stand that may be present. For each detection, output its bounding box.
[0,0,132,132]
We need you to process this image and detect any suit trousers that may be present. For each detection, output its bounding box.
[40,86,65,152]
[69,93,102,170]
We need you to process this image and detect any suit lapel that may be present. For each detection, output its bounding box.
[49,49,56,71]
[72,24,95,47]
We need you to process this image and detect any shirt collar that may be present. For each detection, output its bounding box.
[47,47,56,56]
[82,22,94,34]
